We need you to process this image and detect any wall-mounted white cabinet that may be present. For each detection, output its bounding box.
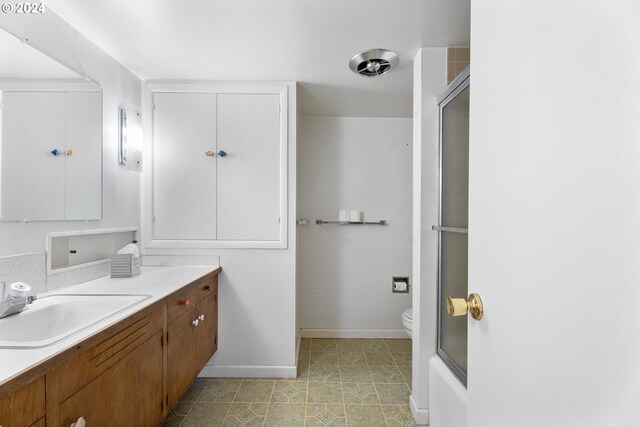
[147,83,289,249]
[0,90,102,221]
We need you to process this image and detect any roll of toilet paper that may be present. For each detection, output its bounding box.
[393,281,407,292]
[8,282,31,298]
[338,210,349,223]
[349,210,364,223]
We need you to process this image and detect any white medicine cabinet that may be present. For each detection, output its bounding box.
[144,83,291,249]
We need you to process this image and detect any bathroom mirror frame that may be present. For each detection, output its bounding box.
[0,28,104,222]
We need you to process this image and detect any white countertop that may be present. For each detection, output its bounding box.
[0,265,219,388]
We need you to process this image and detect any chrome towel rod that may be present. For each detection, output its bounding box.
[431,225,468,234]
[316,220,387,225]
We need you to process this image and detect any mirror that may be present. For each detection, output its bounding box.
[0,28,103,222]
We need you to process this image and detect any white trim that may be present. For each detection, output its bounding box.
[296,329,302,365]
[0,79,100,91]
[301,329,408,339]
[198,364,297,379]
[46,227,138,275]
[142,81,292,251]
[410,394,430,425]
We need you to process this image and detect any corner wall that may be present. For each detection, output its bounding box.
[411,47,447,424]
[141,84,298,378]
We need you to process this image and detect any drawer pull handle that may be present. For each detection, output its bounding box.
[198,314,205,322]
[181,299,191,307]
[205,285,212,292]
[192,319,200,327]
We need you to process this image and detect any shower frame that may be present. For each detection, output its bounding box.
[435,65,470,387]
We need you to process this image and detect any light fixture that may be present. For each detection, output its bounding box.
[349,48,399,78]
[118,107,127,165]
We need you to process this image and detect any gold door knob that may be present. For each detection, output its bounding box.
[64,149,74,156]
[446,293,483,320]
[205,151,215,157]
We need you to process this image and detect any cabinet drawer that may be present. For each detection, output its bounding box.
[195,275,218,303]
[0,377,45,427]
[47,307,163,404]
[167,285,197,323]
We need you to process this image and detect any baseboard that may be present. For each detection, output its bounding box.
[410,394,430,425]
[301,329,408,339]
[199,364,297,378]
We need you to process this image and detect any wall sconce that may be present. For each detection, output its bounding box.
[118,105,142,171]
[118,107,128,165]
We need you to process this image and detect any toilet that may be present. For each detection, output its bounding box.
[402,308,413,339]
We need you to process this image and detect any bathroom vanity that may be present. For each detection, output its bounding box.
[0,266,220,427]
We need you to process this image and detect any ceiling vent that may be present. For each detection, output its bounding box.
[349,49,399,78]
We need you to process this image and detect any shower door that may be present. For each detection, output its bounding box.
[435,69,470,386]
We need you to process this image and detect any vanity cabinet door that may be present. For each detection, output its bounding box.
[0,377,45,427]
[195,290,218,368]
[167,307,199,409]
[54,331,164,427]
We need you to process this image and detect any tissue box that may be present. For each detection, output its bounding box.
[110,254,140,278]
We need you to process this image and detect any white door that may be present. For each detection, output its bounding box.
[153,93,217,239]
[468,2,640,426]
[216,93,281,241]
[1,91,66,221]
[65,91,102,220]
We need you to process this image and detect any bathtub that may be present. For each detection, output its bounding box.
[428,356,467,427]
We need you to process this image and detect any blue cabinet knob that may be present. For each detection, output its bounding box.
[51,149,60,156]
[217,150,227,157]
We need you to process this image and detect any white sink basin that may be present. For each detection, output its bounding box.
[0,294,151,349]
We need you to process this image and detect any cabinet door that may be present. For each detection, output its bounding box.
[195,291,218,368]
[153,93,217,239]
[217,93,281,241]
[56,331,163,427]
[167,308,198,408]
[1,91,66,221]
[0,377,45,427]
[64,91,102,220]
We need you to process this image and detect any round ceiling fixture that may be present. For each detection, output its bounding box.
[349,48,399,78]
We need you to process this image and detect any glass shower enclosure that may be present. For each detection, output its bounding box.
[435,67,470,386]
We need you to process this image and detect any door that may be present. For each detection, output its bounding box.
[436,75,470,385]
[468,2,640,426]
[167,309,198,408]
[195,291,218,368]
[1,91,66,221]
[216,93,281,241]
[56,332,163,427]
[153,93,217,239]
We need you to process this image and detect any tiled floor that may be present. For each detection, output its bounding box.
[162,338,417,427]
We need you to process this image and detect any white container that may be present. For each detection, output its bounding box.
[110,254,140,278]
[338,210,350,223]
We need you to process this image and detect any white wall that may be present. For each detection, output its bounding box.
[297,117,412,337]
[411,47,447,425]
[142,84,298,378]
[0,11,142,257]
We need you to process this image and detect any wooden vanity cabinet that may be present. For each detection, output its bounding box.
[0,269,220,427]
[166,275,218,409]
[46,307,164,427]
[0,377,45,427]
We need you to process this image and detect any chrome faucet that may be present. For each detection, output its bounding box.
[0,282,37,319]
